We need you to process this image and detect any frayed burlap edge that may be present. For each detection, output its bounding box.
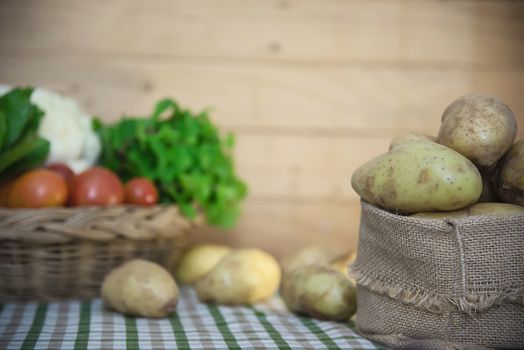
[350,265,524,314]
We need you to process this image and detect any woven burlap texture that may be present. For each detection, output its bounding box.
[351,201,524,349]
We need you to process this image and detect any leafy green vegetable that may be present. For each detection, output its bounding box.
[0,88,50,179]
[94,99,248,229]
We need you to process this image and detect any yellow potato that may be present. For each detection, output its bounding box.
[351,140,482,213]
[281,265,357,321]
[176,244,232,284]
[280,246,336,275]
[101,259,178,318]
[330,251,357,283]
[196,248,281,305]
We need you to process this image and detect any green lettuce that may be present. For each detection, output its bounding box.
[95,99,247,229]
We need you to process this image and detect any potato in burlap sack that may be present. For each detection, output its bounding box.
[350,201,524,350]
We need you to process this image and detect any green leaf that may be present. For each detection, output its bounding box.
[223,133,235,149]
[95,98,248,228]
[4,138,50,177]
[179,202,197,219]
[0,135,49,174]
[0,88,42,150]
[0,110,6,151]
[180,173,212,203]
[152,99,178,120]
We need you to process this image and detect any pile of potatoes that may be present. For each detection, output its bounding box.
[100,244,358,323]
[352,93,524,217]
[101,245,282,317]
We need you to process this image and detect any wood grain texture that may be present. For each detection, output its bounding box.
[0,56,522,137]
[192,200,362,259]
[0,0,522,257]
[0,0,523,67]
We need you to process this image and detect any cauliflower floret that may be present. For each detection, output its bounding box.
[0,85,101,173]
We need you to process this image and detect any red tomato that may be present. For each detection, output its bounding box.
[8,169,68,208]
[124,177,158,206]
[47,163,75,188]
[70,167,124,206]
[0,180,15,207]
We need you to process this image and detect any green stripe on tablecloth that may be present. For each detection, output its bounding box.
[73,301,91,350]
[125,316,139,350]
[20,303,47,350]
[169,313,190,349]
[252,308,292,350]
[206,304,241,350]
[298,316,342,350]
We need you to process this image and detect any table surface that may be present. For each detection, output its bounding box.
[0,287,386,350]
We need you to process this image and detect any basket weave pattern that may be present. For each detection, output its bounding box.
[0,206,193,301]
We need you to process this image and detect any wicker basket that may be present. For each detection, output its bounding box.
[0,205,196,302]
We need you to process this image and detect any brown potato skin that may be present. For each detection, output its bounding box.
[494,140,524,206]
[478,170,496,203]
[101,259,179,318]
[437,93,517,170]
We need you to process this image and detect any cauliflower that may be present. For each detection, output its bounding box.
[0,85,101,173]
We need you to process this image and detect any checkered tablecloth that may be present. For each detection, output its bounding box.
[0,287,386,350]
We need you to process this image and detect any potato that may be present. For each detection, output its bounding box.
[412,202,524,219]
[351,140,482,213]
[281,246,336,275]
[478,170,496,203]
[176,244,231,284]
[101,259,178,318]
[196,248,281,305]
[437,93,517,170]
[282,246,356,283]
[281,265,356,321]
[330,251,357,282]
[389,132,436,150]
[494,140,524,206]
[469,202,524,216]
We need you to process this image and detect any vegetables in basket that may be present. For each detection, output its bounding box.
[0,85,101,175]
[95,99,248,228]
[0,87,50,179]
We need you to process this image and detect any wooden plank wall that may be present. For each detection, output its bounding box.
[0,0,523,257]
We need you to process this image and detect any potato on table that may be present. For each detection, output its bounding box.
[281,265,357,321]
[101,259,179,318]
[196,248,281,305]
[176,244,232,284]
[280,246,336,275]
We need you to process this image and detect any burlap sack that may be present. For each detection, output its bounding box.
[351,201,524,350]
